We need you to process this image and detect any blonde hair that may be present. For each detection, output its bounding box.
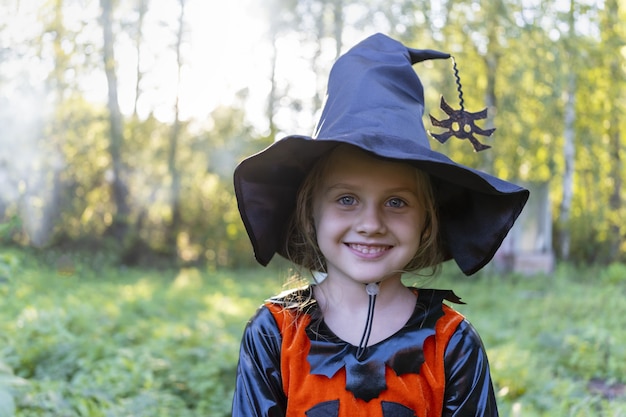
[283,146,444,277]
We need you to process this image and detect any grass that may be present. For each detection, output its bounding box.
[412,263,626,416]
[1,248,625,416]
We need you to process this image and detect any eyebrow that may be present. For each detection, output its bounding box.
[324,183,419,196]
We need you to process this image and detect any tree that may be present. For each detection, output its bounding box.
[100,0,130,244]
[165,0,187,254]
[602,0,624,261]
[132,0,148,118]
[557,0,578,261]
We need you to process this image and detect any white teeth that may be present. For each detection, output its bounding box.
[349,244,388,254]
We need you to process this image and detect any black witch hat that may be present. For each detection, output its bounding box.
[234,33,528,275]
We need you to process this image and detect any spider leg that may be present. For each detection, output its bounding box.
[429,115,453,128]
[472,125,496,137]
[467,107,489,120]
[430,130,454,144]
[468,134,491,152]
[439,96,455,115]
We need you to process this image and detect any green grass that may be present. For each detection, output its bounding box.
[1,248,625,416]
[409,262,626,416]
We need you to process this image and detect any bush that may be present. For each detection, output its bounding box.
[600,262,626,285]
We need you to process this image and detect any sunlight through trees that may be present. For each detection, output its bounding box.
[0,0,624,266]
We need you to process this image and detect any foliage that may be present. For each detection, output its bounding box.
[0,0,624,265]
[1,249,625,416]
[0,217,22,246]
[0,248,283,416]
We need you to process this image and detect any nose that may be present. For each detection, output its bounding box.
[355,204,386,235]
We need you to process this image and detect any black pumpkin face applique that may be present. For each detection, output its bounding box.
[305,400,418,417]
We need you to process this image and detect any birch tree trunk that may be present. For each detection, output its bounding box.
[559,70,576,260]
[133,0,148,118]
[331,0,343,60]
[100,0,130,243]
[166,0,186,254]
[266,30,279,140]
[556,0,577,261]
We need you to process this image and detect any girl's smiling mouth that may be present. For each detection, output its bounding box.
[347,243,393,255]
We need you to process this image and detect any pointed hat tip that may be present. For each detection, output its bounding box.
[407,47,451,64]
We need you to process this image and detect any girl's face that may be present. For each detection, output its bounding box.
[312,146,426,286]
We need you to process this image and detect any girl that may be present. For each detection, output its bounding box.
[232,33,528,417]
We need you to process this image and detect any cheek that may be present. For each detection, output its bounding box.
[312,210,331,241]
[312,206,348,249]
[311,202,322,235]
[398,212,426,243]
[311,201,333,246]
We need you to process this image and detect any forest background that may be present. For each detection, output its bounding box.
[1,0,626,416]
[0,0,624,267]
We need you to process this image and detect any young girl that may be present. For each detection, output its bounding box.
[232,33,529,417]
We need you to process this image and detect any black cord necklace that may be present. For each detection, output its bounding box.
[355,282,380,360]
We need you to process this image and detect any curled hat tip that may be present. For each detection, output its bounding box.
[407,47,451,64]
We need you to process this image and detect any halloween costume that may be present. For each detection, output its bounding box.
[233,287,497,417]
[232,33,528,416]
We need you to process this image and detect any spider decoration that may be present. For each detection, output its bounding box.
[429,97,495,152]
[428,57,495,152]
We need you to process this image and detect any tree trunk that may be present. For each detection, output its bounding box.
[482,50,497,172]
[603,0,623,261]
[559,70,576,260]
[267,35,278,140]
[133,0,148,118]
[100,0,130,243]
[556,0,577,261]
[332,0,343,60]
[311,3,326,113]
[166,0,186,256]
[479,11,500,174]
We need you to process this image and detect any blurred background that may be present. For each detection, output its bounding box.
[0,1,625,415]
[0,0,623,269]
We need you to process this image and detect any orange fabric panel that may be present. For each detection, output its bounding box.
[266,300,464,417]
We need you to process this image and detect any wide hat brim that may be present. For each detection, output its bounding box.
[234,134,529,276]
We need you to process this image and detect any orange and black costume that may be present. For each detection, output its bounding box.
[232,287,498,417]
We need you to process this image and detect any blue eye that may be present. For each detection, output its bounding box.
[338,196,356,205]
[387,198,406,208]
